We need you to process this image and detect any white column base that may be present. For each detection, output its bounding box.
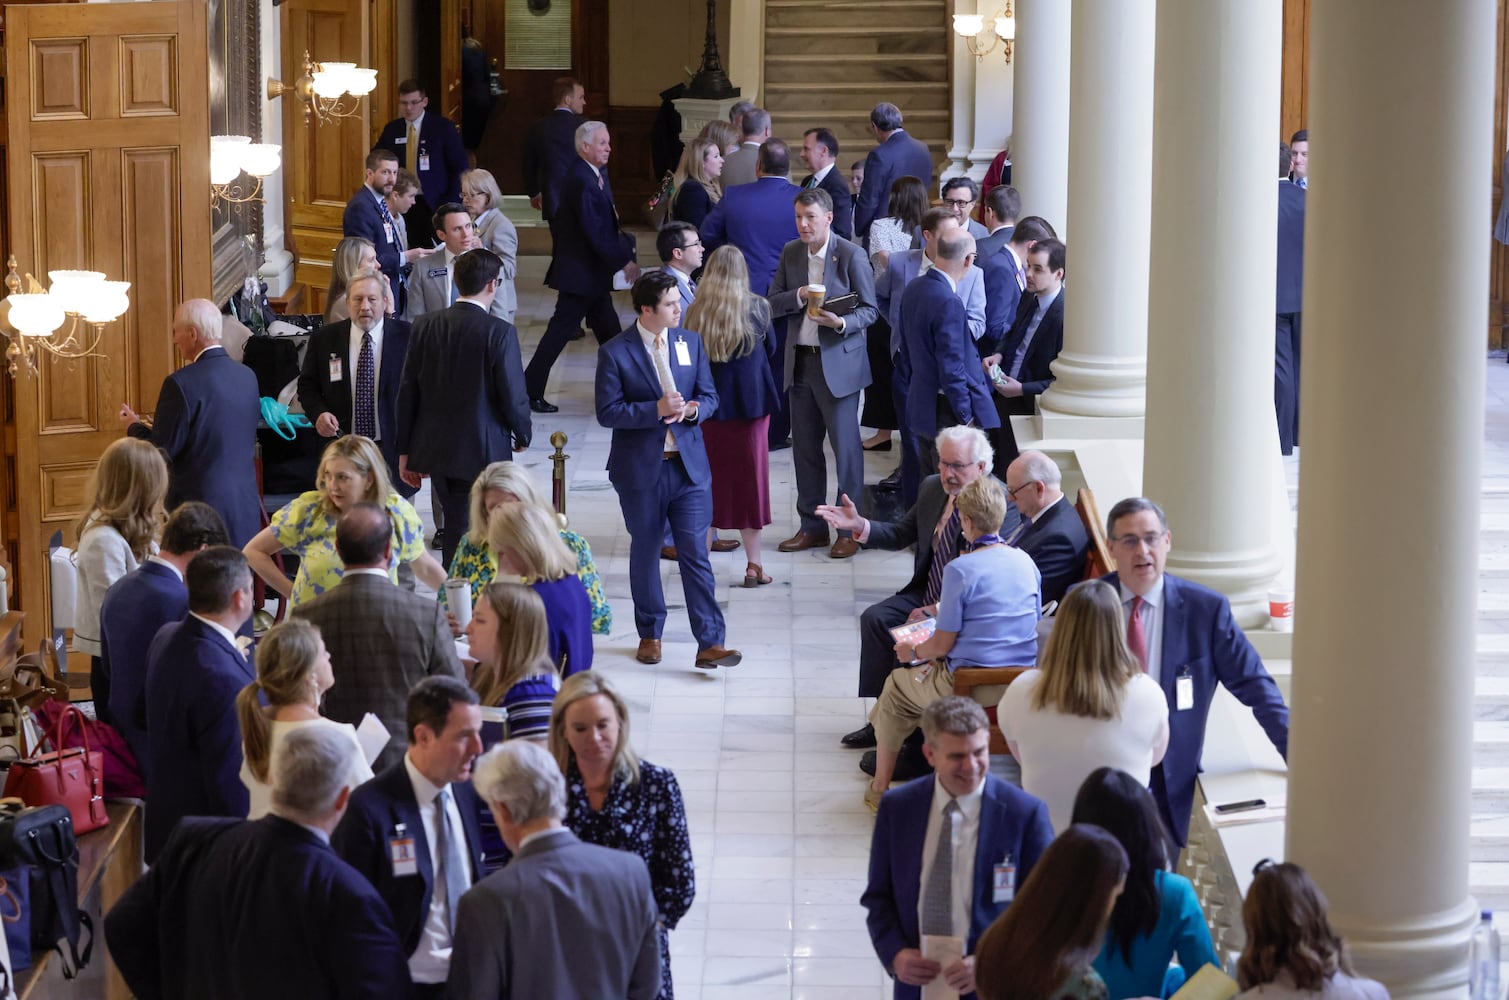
[1339,901,1478,999]
[965,147,1004,182]
[673,96,743,145]
[259,246,295,297]
[1166,545,1284,629]
[1039,350,1148,419]
[1028,408,1145,442]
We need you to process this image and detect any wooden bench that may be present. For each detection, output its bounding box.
[952,666,1030,755]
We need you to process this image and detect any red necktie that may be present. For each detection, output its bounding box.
[1127,596,1147,671]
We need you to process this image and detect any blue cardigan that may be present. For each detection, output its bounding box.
[1092,870,1218,999]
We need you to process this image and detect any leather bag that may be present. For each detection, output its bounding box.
[1,706,106,835]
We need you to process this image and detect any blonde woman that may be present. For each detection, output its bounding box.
[998,579,1170,833]
[488,501,593,676]
[73,438,168,727]
[670,137,725,229]
[550,671,694,1000]
[444,460,611,634]
[698,119,740,156]
[244,435,445,606]
[235,618,371,820]
[459,168,520,322]
[683,246,780,587]
[325,237,394,322]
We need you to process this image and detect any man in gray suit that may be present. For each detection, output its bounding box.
[721,107,771,188]
[403,203,487,321]
[768,187,879,560]
[448,740,661,1000]
[292,504,463,772]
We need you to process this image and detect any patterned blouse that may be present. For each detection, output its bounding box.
[270,491,426,607]
[444,530,612,635]
[565,758,695,1000]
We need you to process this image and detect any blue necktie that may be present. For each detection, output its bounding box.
[353,333,376,439]
[376,196,397,243]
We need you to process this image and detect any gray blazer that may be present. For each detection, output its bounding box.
[721,142,761,188]
[403,248,513,325]
[767,233,879,397]
[475,207,520,323]
[448,828,662,1000]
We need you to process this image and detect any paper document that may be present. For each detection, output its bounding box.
[1171,964,1239,1000]
[919,935,964,1000]
[355,713,391,766]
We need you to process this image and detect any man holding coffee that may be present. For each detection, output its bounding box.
[766,187,879,560]
[292,503,464,772]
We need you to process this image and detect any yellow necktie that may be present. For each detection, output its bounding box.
[406,124,417,173]
[654,334,678,449]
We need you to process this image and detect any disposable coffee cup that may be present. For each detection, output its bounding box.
[444,579,473,629]
[1267,588,1294,632]
[806,284,826,318]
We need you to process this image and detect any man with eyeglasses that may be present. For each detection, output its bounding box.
[1101,496,1289,846]
[656,222,704,311]
[1001,451,1088,606]
[935,176,989,241]
[373,80,467,240]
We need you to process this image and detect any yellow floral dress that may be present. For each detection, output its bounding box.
[270,491,426,606]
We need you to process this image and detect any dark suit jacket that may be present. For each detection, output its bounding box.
[978,245,1023,348]
[342,186,403,288]
[100,561,186,772]
[143,615,256,861]
[522,109,584,220]
[976,225,1014,260]
[864,475,956,597]
[670,178,715,229]
[1014,496,1089,605]
[291,573,463,773]
[106,815,411,1000]
[1101,571,1291,845]
[596,325,718,491]
[856,129,935,239]
[700,176,802,295]
[396,301,531,480]
[448,828,662,1000]
[331,760,485,958]
[801,168,856,241]
[297,318,414,497]
[993,286,1066,414]
[127,347,261,547]
[862,775,1054,999]
[767,234,879,397]
[546,157,636,297]
[374,113,467,210]
[899,268,999,435]
[1276,180,1306,313]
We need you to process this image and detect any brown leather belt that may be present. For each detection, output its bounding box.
[664,450,681,461]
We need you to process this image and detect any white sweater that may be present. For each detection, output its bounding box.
[72,517,140,657]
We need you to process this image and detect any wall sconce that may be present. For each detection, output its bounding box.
[953,1,1014,62]
[267,50,377,126]
[211,135,282,208]
[0,260,130,377]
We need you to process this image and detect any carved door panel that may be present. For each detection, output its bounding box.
[5,0,211,640]
[440,0,463,121]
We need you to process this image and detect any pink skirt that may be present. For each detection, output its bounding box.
[704,416,771,530]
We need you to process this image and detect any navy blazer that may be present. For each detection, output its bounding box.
[297,318,415,497]
[547,157,636,297]
[106,815,411,1000]
[879,251,986,358]
[670,178,715,230]
[331,759,485,959]
[596,325,719,491]
[700,176,802,295]
[396,301,531,480]
[978,245,1023,350]
[801,168,856,241]
[100,561,186,773]
[143,615,255,861]
[521,108,584,220]
[373,112,467,210]
[862,774,1054,1000]
[342,186,403,288]
[899,269,999,435]
[1014,496,1090,606]
[127,347,261,548]
[994,287,1066,413]
[706,321,780,422]
[856,129,935,239]
[1101,572,1290,845]
[1276,180,1306,313]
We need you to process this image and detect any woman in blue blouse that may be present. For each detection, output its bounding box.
[550,671,694,1000]
[1074,767,1218,998]
[487,501,594,676]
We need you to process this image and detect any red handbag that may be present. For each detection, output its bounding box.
[1,705,106,834]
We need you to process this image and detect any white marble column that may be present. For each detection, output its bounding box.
[1141,0,1283,626]
[966,39,1013,182]
[1037,0,1152,422]
[258,0,294,295]
[1008,0,1070,232]
[1285,1,1492,993]
[945,12,978,182]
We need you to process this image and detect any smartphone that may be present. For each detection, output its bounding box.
[1213,798,1267,814]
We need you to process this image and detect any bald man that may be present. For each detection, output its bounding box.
[120,299,262,547]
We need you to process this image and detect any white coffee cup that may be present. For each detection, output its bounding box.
[806,283,826,318]
[1267,588,1294,632]
[444,579,473,629]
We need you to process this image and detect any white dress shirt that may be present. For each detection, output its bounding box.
[1120,575,1167,683]
[146,554,183,582]
[917,776,984,943]
[188,612,240,651]
[403,754,468,984]
[797,235,831,347]
[637,321,680,451]
[810,162,835,186]
[347,318,384,440]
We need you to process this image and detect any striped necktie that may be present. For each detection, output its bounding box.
[924,503,961,606]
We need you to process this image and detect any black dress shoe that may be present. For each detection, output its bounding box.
[429,528,445,551]
[863,439,893,452]
[770,438,792,452]
[860,745,934,781]
[530,398,559,414]
[840,723,876,749]
[569,327,587,341]
[877,469,902,490]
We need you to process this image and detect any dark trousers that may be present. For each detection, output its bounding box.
[766,320,791,448]
[90,655,112,727]
[412,982,447,1000]
[1275,312,1302,455]
[438,476,473,569]
[859,591,925,697]
[525,289,622,399]
[790,350,864,536]
[914,396,960,477]
[891,357,922,509]
[619,456,725,647]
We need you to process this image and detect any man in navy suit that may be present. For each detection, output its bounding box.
[800,127,855,240]
[1000,451,1089,605]
[342,150,405,306]
[701,139,802,296]
[863,697,1054,1000]
[526,120,640,413]
[100,502,227,774]
[298,270,415,497]
[856,102,936,241]
[333,677,484,998]
[143,546,257,862]
[1276,143,1306,455]
[982,237,1067,466]
[107,726,411,1000]
[975,184,1020,260]
[977,215,1054,352]
[119,299,261,547]
[373,79,467,238]
[396,249,530,568]
[1101,497,1290,846]
[521,76,585,220]
[656,221,703,311]
[595,271,741,671]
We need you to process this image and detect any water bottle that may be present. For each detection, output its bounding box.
[1471,909,1501,1000]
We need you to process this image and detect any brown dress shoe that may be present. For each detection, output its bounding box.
[777,530,830,553]
[694,645,742,669]
[710,539,742,552]
[636,638,663,664]
[660,547,678,561]
[830,536,860,559]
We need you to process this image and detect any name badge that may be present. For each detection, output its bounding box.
[992,855,1015,904]
[327,355,343,383]
[394,134,407,145]
[1176,672,1194,712]
[418,154,431,173]
[389,827,418,877]
[383,222,395,244]
[674,338,691,367]
[427,267,448,279]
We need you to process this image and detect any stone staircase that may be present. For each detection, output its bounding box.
[762,0,951,167]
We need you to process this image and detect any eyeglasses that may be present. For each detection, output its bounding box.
[1111,531,1168,551]
[943,198,975,209]
[681,240,703,251]
[940,460,979,472]
[1005,480,1037,499]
